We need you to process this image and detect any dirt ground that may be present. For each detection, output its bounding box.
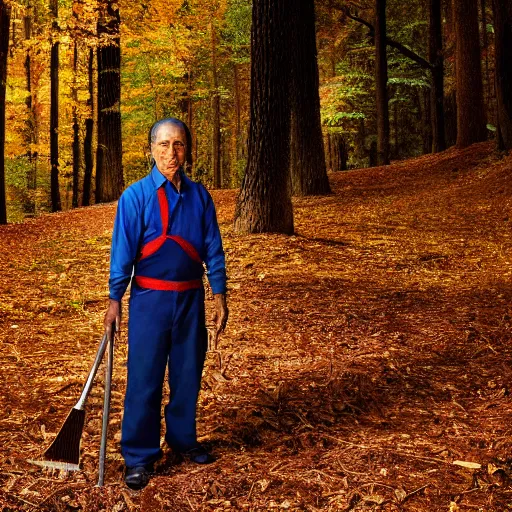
[1,141,512,511]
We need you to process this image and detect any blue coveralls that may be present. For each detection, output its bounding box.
[109,166,226,468]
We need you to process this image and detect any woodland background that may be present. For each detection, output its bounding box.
[0,0,511,227]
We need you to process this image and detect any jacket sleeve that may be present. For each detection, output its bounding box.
[202,191,227,295]
[108,188,143,301]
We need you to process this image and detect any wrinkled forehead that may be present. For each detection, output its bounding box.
[153,121,187,144]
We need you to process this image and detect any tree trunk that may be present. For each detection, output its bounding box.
[0,0,10,224]
[50,0,61,212]
[422,88,433,154]
[453,0,487,147]
[211,21,221,188]
[289,0,331,196]
[82,47,94,207]
[328,132,347,172]
[23,9,37,215]
[375,0,390,165]
[493,0,512,150]
[233,0,293,234]
[72,41,80,208]
[429,0,446,152]
[95,0,123,203]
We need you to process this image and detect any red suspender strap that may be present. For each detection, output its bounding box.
[138,187,169,261]
[157,186,169,233]
[166,235,202,263]
[135,276,202,291]
[138,186,202,264]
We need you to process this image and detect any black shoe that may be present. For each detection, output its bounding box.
[124,464,153,490]
[183,445,216,464]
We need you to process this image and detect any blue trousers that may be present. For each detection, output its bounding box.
[121,286,207,468]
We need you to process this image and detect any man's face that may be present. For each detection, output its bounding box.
[151,122,187,179]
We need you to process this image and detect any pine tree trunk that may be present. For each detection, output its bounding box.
[289,0,331,196]
[429,0,446,152]
[95,0,123,203]
[375,0,390,165]
[493,0,512,150]
[453,0,487,147]
[82,47,94,207]
[72,41,80,208]
[0,0,10,224]
[211,22,221,188]
[50,0,61,212]
[233,0,294,234]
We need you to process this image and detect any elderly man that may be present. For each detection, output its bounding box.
[104,118,228,490]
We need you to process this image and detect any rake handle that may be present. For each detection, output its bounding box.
[97,329,114,487]
[74,331,110,411]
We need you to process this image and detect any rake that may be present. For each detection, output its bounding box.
[29,328,114,481]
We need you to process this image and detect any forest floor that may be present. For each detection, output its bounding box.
[2,141,512,511]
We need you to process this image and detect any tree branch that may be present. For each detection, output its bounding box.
[341,5,433,71]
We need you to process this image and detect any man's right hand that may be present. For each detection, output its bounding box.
[104,299,121,340]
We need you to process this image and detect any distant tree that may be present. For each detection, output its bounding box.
[493,0,512,150]
[341,4,446,157]
[23,3,37,215]
[0,0,10,224]
[453,0,487,148]
[211,19,221,188]
[233,0,294,234]
[375,0,390,165]
[289,0,331,196]
[429,0,446,152]
[49,0,61,212]
[82,47,94,207]
[95,0,124,203]
[71,40,80,208]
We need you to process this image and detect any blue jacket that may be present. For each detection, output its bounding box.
[109,166,227,301]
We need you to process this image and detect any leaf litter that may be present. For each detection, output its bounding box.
[1,141,512,510]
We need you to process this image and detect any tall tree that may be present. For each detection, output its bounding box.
[71,40,80,208]
[453,0,487,148]
[289,0,331,196]
[0,0,10,224]
[95,0,123,203]
[50,0,61,211]
[233,0,294,234]
[375,0,390,165]
[23,5,37,214]
[82,47,94,207]
[493,0,512,150]
[211,19,221,188]
[429,0,446,152]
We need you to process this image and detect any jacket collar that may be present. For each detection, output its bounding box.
[150,165,189,192]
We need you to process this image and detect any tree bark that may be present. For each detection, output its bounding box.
[82,47,94,207]
[72,41,80,208]
[50,0,61,212]
[23,8,37,215]
[289,0,331,196]
[211,21,222,188]
[493,0,512,150]
[0,0,10,224]
[453,0,487,147]
[375,0,390,165]
[429,0,446,152]
[233,0,294,234]
[95,0,123,203]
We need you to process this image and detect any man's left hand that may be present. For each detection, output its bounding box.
[212,293,229,338]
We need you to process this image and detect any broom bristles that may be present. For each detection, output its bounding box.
[41,407,86,466]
